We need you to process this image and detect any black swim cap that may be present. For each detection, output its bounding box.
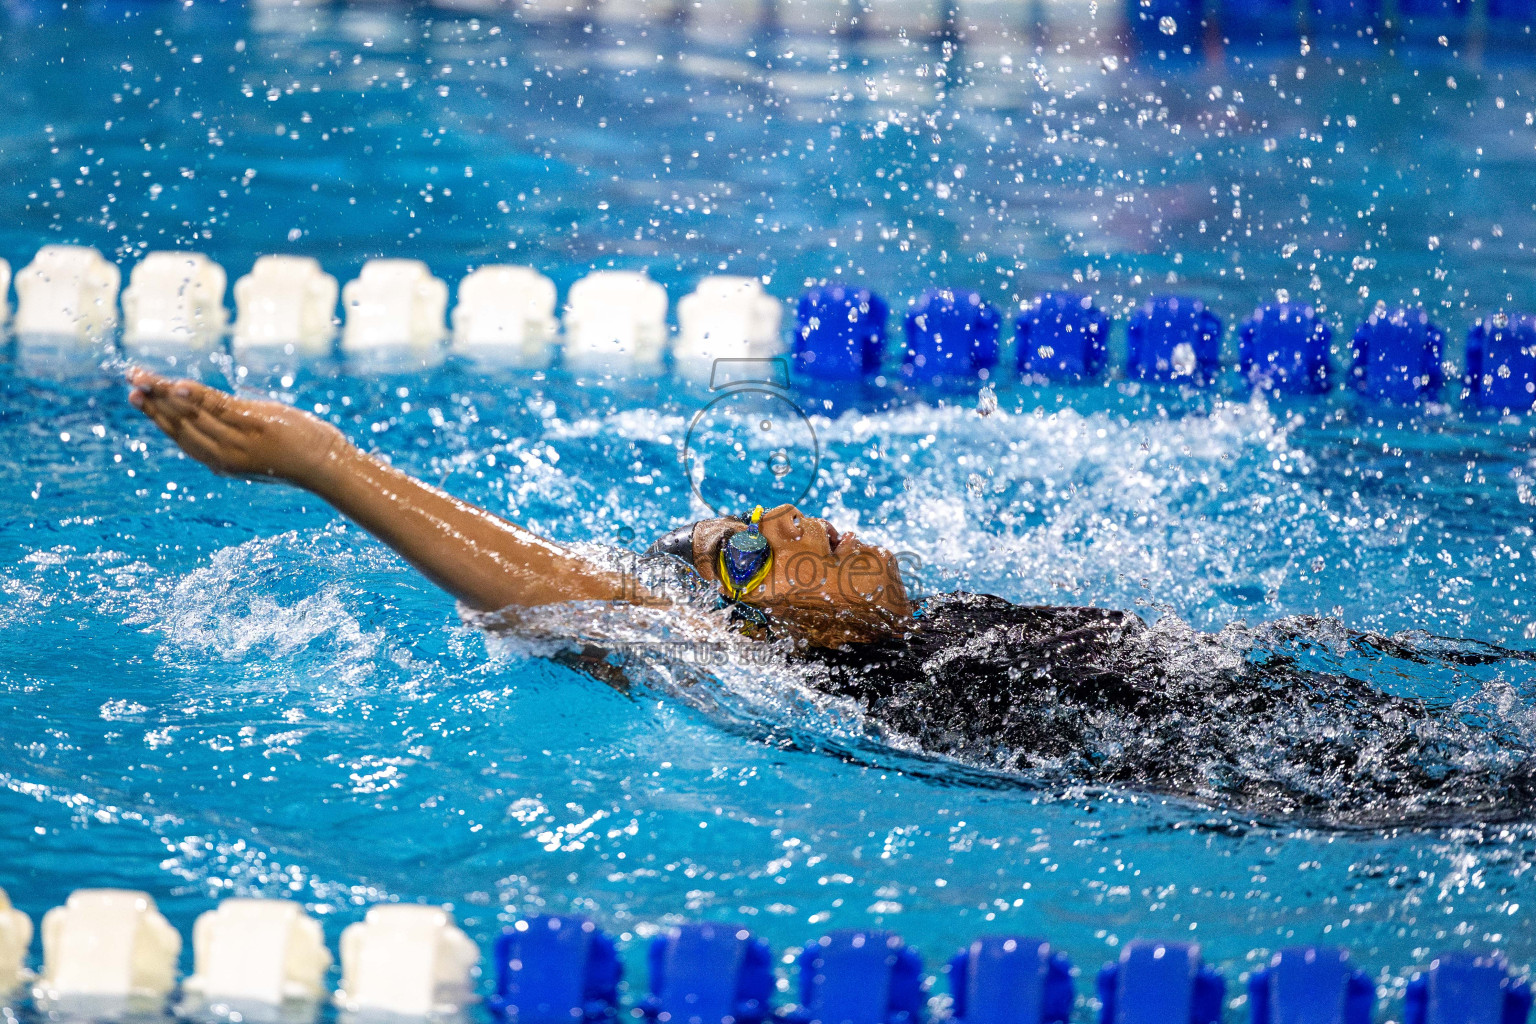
[644,524,697,563]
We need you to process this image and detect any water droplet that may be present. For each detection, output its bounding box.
[976,384,997,417]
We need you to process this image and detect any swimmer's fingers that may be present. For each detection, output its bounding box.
[126,366,165,396]
[129,371,204,426]
[158,412,273,480]
[133,385,200,445]
[138,396,220,461]
[175,419,262,478]
[166,388,247,446]
[162,380,280,454]
[127,368,204,410]
[137,399,185,443]
[137,404,229,476]
[130,376,257,475]
[187,407,249,453]
[132,374,261,451]
[127,368,169,412]
[146,377,230,422]
[129,370,291,444]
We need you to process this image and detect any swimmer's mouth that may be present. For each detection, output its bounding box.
[824,521,857,556]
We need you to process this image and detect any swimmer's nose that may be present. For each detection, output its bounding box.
[759,504,806,539]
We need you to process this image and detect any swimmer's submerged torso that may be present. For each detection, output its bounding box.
[793,592,1536,829]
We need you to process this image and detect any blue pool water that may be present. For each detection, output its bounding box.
[2,0,1536,1008]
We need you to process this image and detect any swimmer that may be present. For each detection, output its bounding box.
[125,367,913,646]
[127,368,1536,828]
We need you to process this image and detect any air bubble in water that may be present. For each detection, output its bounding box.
[1158,15,1178,34]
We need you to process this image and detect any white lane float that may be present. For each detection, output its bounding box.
[515,0,595,24]
[13,245,121,342]
[233,255,339,357]
[0,888,32,993]
[36,889,180,1001]
[674,275,785,376]
[340,259,449,354]
[335,905,479,1016]
[450,265,558,366]
[183,898,332,1005]
[591,0,651,22]
[120,251,228,349]
[562,270,668,370]
[860,0,945,33]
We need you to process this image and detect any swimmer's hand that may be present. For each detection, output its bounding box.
[128,368,344,489]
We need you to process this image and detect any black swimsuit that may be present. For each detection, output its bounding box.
[795,592,1536,829]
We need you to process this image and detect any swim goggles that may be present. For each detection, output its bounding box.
[718,505,773,601]
[644,506,775,631]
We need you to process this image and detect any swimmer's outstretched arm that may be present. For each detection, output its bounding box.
[127,368,635,612]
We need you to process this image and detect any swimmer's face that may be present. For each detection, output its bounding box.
[692,504,913,645]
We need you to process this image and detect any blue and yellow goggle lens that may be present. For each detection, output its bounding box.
[719,505,773,600]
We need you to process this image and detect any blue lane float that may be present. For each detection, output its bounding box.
[794,284,888,381]
[1239,302,1333,395]
[1126,296,1223,384]
[1016,293,1110,382]
[1098,941,1226,1024]
[1404,952,1534,1024]
[1465,313,1536,411]
[1309,0,1382,29]
[1489,0,1536,20]
[792,931,925,1024]
[489,914,621,1022]
[347,910,1536,1024]
[949,937,1074,1024]
[1248,947,1375,1024]
[1219,0,1298,37]
[644,923,775,1024]
[1397,0,1467,15]
[900,288,1001,385]
[1348,307,1445,403]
